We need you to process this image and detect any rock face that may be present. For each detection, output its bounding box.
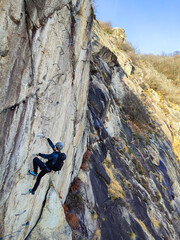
[63,22,180,240]
[28,187,72,240]
[1,2,180,240]
[0,0,92,239]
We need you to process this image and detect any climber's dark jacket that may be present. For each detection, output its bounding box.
[39,138,60,170]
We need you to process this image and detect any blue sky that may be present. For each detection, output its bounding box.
[94,0,180,55]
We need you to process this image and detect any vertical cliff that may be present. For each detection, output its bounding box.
[0,0,92,239]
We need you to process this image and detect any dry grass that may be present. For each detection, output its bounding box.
[99,21,112,34]
[141,54,180,86]
[141,55,180,104]
[115,41,140,66]
[93,228,101,240]
[128,120,149,139]
[134,217,150,235]
[120,42,135,52]
[132,157,146,175]
[169,101,180,112]
[173,135,180,163]
[148,211,160,229]
[151,216,160,229]
[104,158,124,200]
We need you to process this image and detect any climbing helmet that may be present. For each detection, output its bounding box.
[55,142,64,151]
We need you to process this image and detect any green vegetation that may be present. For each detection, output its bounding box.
[128,147,134,155]
[91,212,99,219]
[129,232,136,239]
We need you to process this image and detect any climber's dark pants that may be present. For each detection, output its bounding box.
[32,157,50,192]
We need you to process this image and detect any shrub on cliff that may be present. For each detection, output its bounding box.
[99,21,113,34]
[123,91,150,126]
[117,41,141,67]
[120,42,135,52]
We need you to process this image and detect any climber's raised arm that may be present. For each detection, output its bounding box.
[46,137,55,150]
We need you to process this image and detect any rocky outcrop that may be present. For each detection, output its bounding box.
[0,0,92,239]
[64,21,180,240]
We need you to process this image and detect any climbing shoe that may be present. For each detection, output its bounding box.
[28,170,37,176]
[29,189,35,195]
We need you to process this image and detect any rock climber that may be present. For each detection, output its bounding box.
[29,137,66,195]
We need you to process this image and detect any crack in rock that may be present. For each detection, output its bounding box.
[24,185,51,239]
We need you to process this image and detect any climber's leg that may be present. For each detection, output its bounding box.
[29,157,44,176]
[32,157,45,174]
[30,170,48,193]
